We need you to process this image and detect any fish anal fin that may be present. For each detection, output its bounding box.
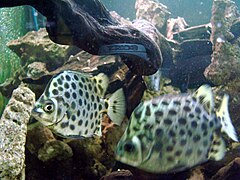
[208,133,226,161]
[193,85,214,115]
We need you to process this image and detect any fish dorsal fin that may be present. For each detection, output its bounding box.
[91,73,109,97]
[216,94,238,142]
[193,85,214,115]
[208,132,226,161]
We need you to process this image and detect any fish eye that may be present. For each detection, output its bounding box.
[43,102,54,113]
[124,142,135,153]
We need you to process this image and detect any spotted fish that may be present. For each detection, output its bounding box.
[32,70,125,138]
[116,85,238,173]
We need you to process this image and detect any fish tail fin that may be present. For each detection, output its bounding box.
[107,88,126,125]
[216,94,238,142]
[208,133,226,161]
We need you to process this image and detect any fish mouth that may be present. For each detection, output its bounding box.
[31,107,55,127]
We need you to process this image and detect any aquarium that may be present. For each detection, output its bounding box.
[0,0,240,179]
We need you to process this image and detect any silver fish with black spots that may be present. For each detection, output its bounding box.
[32,70,125,138]
[116,85,238,173]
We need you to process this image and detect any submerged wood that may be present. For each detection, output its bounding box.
[0,0,162,75]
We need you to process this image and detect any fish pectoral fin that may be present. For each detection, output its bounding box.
[91,73,109,97]
[216,94,238,142]
[106,88,126,126]
[208,133,226,161]
[193,84,214,115]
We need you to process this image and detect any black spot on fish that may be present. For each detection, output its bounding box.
[83,109,86,117]
[96,96,100,103]
[167,156,174,162]
[183,106,191,112]
[98,84,103,94]
[71,115,76,121]
[178,118,186,125]
[78,119,83,126]
[195,107,201,114]
[201,123,207,131]
[85,129,88,135]
[105,102,109,109]
[179,129,185,135]
[84,85,88,91]
[94,111,98,118]
[193,135,201,142]
[74,75,79,81]
[94,86,98,94]
[84,99,87,106]
[71,102,76,109]
[180,139,187,146]
[57,78,63,85]
[64,83,70,89]
[87,104,91,111]
[52,89,58,95]
[85,120,88,127]
[81,77,86,83]
[169,130,176,137]
[58,87,63,91]
[173,101,181,105]
[154,141,163,151]
[164,118,172,125]
[162,101,169,105]
[155,111,163,117]
[60,75,65,80]
[91,95,95,101]
[189,113,194,118]
[185,149,193,156]
[185,99,191,104]
[71,82,77,90]
[168,109,177,116]
[99,79,102,83]
[66,111,71,119]
[79,82,83,88]
[90,122,94,129]
[203,131,208,136]
[57,108,62,116]
[72,92,77,99]
[166,146,174,152]
[65,92,70,99]
[203,114,208,121]
[175,150,182,156]
[144,124,151,129]
[188,130,193,137]
[88,84,92,91]
[90,113,93,119]
[192,97,197,102]
[70,124,75,130]
[209,121,214,128]
[191,121,198,128]
[98,104,102,111]
[155,128,164,136]
[53,82,58,87]
[66,75,71,81]
[79,99,82,106]
[145,106,151,116]
[61,122,69,128]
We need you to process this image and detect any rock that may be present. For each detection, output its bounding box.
[135,0,171,33]
[230,18,240,41]
[26,123,56,155]
[7,28,79,71]
[101,169,133,180]
[26,62,49,80]
[211,158,240,180]
[188,167,204,180]
[0,84,35,179]
[38,140,73,162]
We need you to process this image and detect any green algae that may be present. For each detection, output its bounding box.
[0,7,27,115]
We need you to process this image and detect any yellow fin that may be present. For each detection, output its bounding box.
[216,94,238,142]
[107,88,126,125]
[193,84,214,114]
[91,73,109,97]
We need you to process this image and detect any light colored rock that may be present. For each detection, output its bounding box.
[0,84,35,179]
